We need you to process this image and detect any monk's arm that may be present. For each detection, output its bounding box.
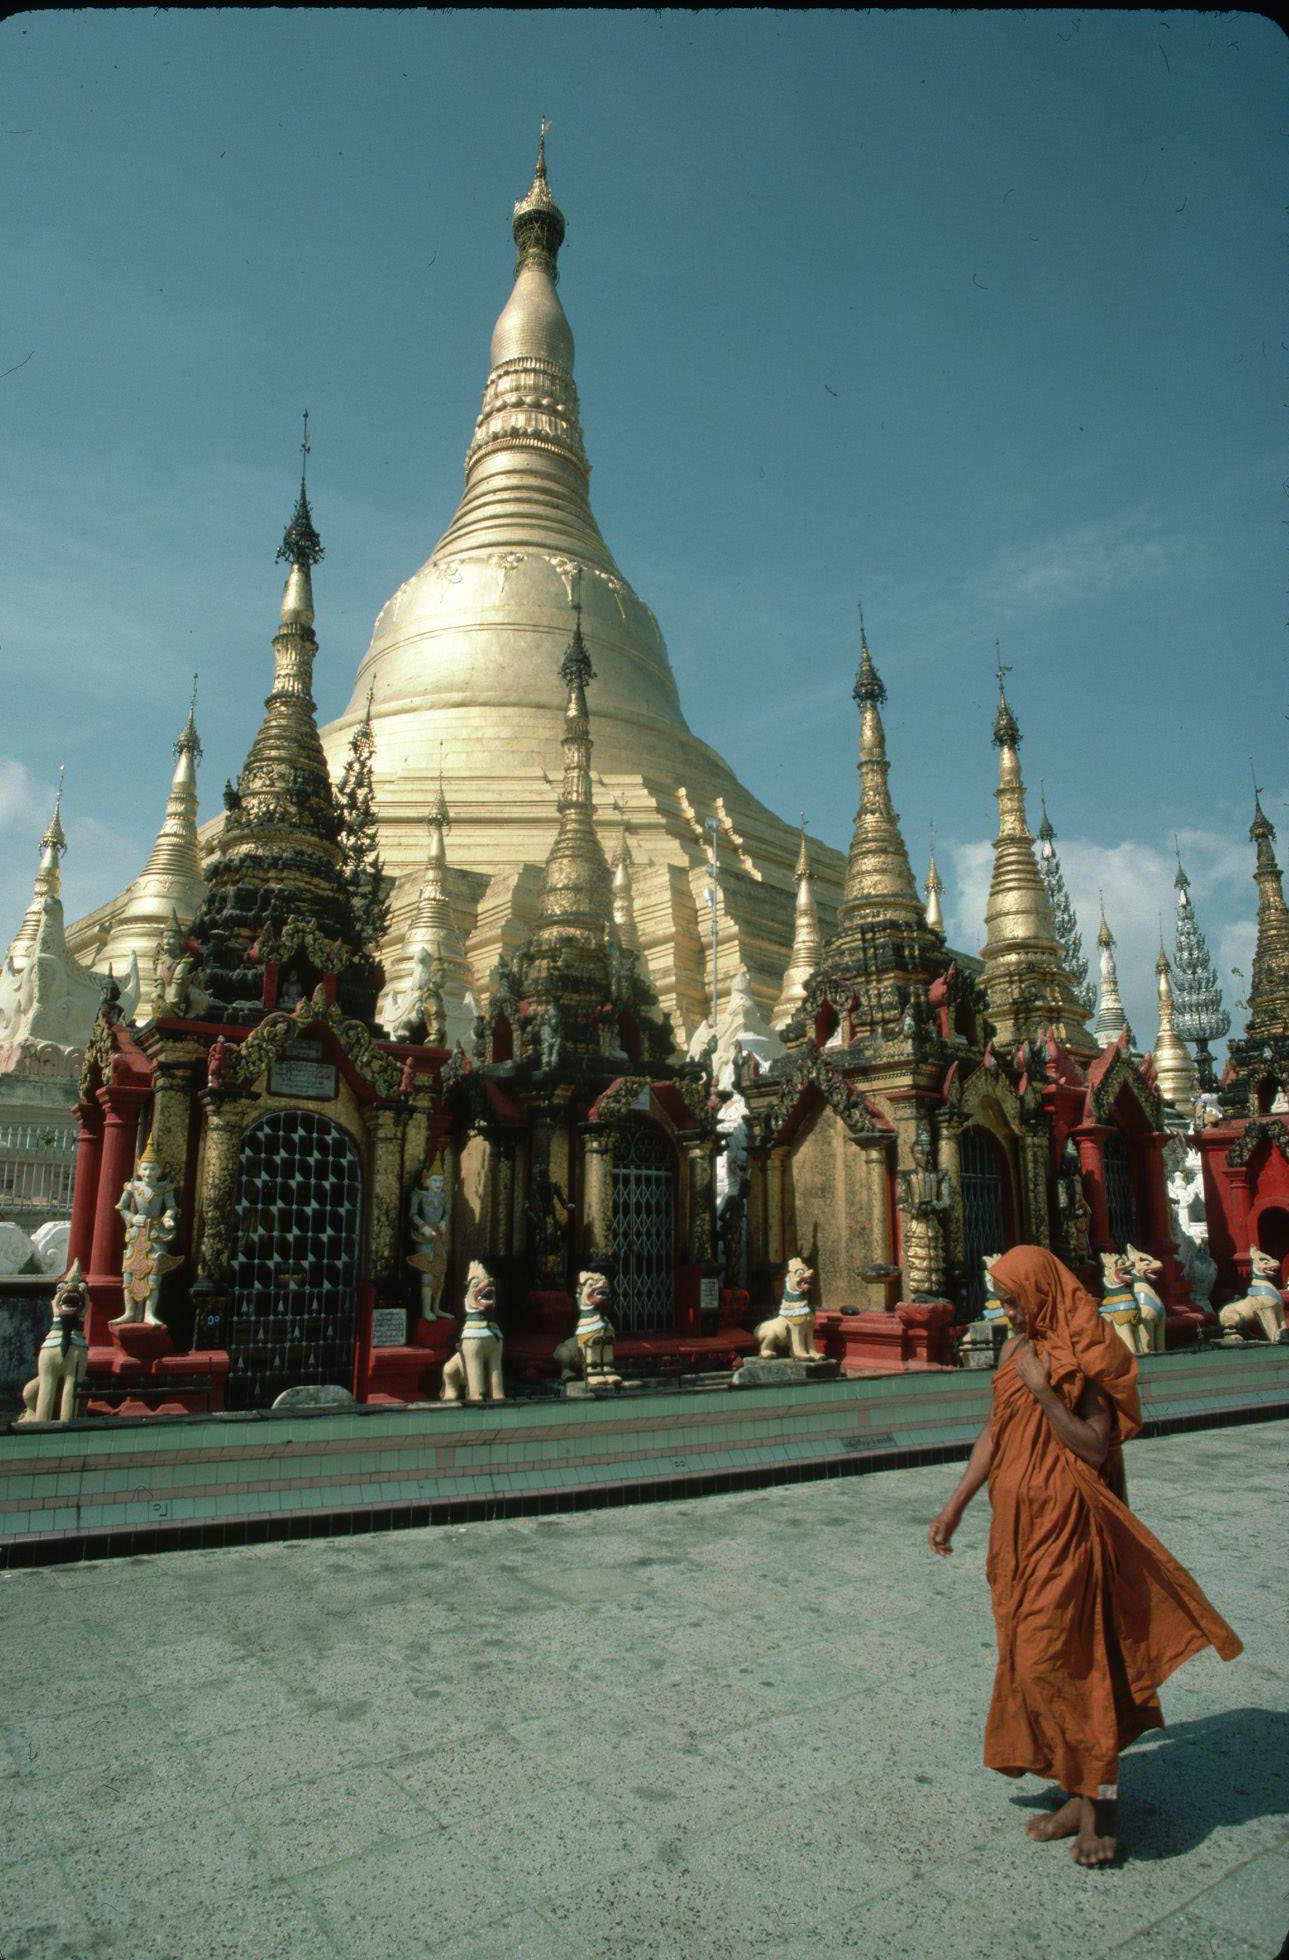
[928,1424,992,1552]
[1031,1378,1113,1469]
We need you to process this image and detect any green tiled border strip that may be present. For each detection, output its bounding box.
[2,1346,1285,1565]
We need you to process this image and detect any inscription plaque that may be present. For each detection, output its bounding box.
[370,1307,408,1349]
[268,1041,338,1101]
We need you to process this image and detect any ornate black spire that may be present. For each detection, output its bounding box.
[1171,837,1228,1089]
[276,410,324,568]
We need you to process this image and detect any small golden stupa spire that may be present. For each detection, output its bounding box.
[94,684,206,1003]
[1245,762,1289,1037]
[1151,929,1197,1117]
[773,819,823,1030]
[529,586,615,961]
[982,656,1095,1056]
[923,823,944,935]
[4,768,67,971]
[835,608,923,933]
[1093,893,1133,1049]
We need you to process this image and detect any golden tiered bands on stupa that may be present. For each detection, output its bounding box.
[319,130,844,1040]
[4,131,1286,1421]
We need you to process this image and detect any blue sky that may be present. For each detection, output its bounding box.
[0,9,1284,1051]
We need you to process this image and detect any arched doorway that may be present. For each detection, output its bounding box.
[959,1124,1013,1315]
[228,1110,364,1409]
[1102,1131,1138,1247]
[611,1117,676,1333]
[1256,1204,1289,1287]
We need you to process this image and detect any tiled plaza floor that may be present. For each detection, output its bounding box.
[1,1421,1286,1960]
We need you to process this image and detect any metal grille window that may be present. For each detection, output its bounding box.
[228,1111,363,1411]
[959,1125,1010,1315]
[611,1119,675,1334]
[1103,1132,1137,1247]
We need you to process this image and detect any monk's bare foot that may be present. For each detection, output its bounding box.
[1025,1795,1082,1841]
[1072,1796,1117,1866]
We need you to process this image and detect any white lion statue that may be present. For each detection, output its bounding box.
[440,1261,505,1403]
[754,1257,819,1360]
[19,1262,90,1424]
[1219,1247,1286,1344]
[553,1270,621,1388]
[1124,1243,1166,1354]
[1099,1249,1144,1354]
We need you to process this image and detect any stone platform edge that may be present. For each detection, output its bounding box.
[2,1346,1285,1568]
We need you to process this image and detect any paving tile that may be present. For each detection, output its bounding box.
[1109,1907,1268,1956]
[1183,1849,1289,1948]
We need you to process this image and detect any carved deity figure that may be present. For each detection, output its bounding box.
[207,1035,235,1089]
[1099,1249,1144,1355]
[407,1163,452,1320]
[112,1145,182,1328]
[153,915,211,1019]
[1124,1243,1166,1354]
[553,1270,622,1389]
[538,1002,563,1072]
[439,1261,505,1402]
[1056,1166,1094,1266]
[895,1121,953,1302]
[19,1261,90,1423]
[754,1257,820,1360]
[1219,1247,1287,1344]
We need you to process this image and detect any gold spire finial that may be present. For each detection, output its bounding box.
[992,646,1020,749]
[41,766,67,860]
[773,801,823,1029]
[512,121,565,273]
[277,412,323,570]
[924,821,945,934]
[174,674,202,762]
[835,610,921,931]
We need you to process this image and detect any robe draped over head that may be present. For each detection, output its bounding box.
[990,1243,1141,1443]
[981,1243,1241,1798]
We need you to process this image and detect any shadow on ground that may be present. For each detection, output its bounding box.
[1009,1706,1289,1862]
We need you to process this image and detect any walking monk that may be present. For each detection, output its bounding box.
[928,1245,1241,1866]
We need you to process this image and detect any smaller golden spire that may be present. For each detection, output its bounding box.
[923,823,944,935]
[4,769,68,971]
[1093,893,1133,1049]
[835,608,923,931]
[773,817,823,1030]
[1152,931,1197,1117]
[982,656,1095,1056]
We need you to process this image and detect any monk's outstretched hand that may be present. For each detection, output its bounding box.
[928,1507,959,1556]
[1013,1338,1051,1397]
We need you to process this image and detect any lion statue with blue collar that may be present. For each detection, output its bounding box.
[440,1261,506,1402]
[553,1270,621,1389]
[754,1257,819,1360]
[1219,1246,1287,1344]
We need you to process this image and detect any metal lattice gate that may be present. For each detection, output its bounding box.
[228,1111,363,1410]
[1102,1131,1137,1248]
[959,1125,1010,1315]
[611,1120,676,1333]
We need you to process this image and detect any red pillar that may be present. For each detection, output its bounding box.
[87,1084,147,1343]
[1072,1124,1112,1250]
[67,1097,104,1272]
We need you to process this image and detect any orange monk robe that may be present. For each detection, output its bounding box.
[982,1246,1241,1799]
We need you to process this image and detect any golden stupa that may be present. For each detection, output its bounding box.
[315,132,842,1040]
[70,134,844,1040]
